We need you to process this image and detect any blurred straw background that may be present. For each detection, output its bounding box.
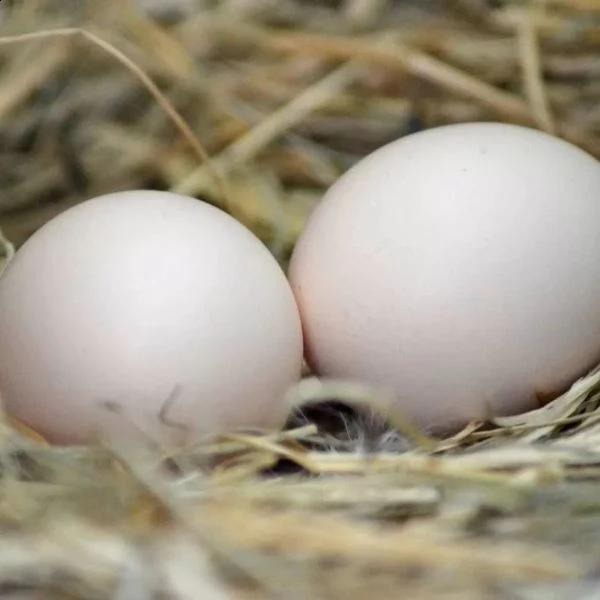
[4,0,600,262]
[3,1,600,599]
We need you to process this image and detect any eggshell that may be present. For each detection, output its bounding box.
[0,190,302,444]
[289,122,600,432]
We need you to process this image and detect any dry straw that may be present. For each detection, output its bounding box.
[2,0,600,598]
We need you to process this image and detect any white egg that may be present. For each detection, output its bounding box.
[290,123,600,433]
[0,190,303,444]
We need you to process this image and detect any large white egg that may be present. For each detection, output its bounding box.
[0,190,303,444]
[290,123,600,433]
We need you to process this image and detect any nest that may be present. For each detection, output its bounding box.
[2,0,600,598]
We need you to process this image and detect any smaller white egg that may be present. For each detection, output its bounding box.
[0,190,303,444]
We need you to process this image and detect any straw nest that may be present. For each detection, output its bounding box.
[2,1,600,598]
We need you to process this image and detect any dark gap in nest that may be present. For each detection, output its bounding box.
[261,396,417,477]
[297,0,345,7]
[260,458,308,478]
[283,398,414,454]
[2,118,42,155]
[2,72,70,152]
[403,112,428,136]
[31,69,75,110]
[5,450,48,483]
[461,505,510,536]
[300,113,425,155]
[140,174,171,193]
[52,111,91,195]
[0,584,43,597]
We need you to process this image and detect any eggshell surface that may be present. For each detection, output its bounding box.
[290,123,600,432]
[0,191,303,444]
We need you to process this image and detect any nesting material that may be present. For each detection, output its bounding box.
[2,1,600,599]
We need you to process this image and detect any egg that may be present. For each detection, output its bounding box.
[289,122,600,433]
[0,190,303,444]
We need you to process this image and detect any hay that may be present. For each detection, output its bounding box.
[2,0,600,598]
